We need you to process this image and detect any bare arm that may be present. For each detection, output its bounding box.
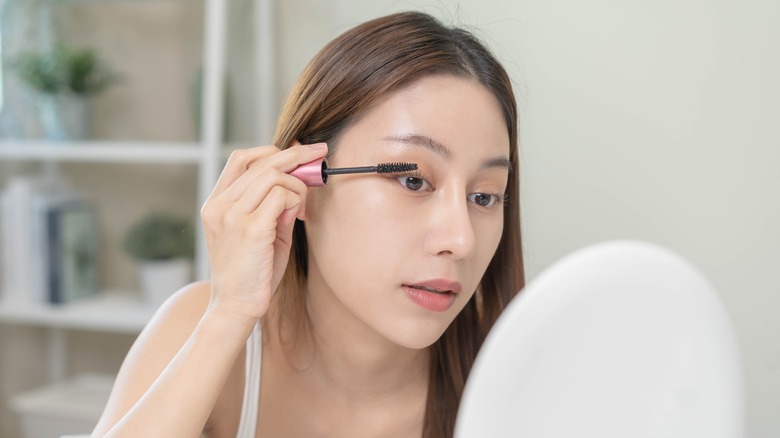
[91,281,255,437]
[91,143,326,437]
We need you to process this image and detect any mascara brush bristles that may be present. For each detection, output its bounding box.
[376,162,418,173]
[322,162,417,175]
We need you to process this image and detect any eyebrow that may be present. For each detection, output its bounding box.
[382,133,512,171]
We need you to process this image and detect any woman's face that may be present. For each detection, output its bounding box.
[304,75,510,349]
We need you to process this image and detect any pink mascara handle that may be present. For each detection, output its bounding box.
[289,157,326,187]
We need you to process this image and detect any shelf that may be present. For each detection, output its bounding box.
[11,373,114,436]
[0,140,203,164]
[0,292,156,334]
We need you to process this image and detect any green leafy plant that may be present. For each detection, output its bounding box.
[122,213,195,261]
[11,44,118,96]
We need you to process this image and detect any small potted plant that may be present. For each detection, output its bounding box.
[10,44,118,140]
[122,212,195,308]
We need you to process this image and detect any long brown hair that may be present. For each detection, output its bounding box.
[270,11,524,437]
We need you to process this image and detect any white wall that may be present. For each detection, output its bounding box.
[274,1,779,436]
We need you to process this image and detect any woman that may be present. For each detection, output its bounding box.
[92,11,524,438]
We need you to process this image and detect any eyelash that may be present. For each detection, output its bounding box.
[396,170,508,208]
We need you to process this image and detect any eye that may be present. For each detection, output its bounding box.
[468,193,504,208]
[397,175,431,191]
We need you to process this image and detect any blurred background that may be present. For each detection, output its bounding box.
[0,0,776,437]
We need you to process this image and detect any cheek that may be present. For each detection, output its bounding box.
[465,215,503,286]
[306,182,415,283]
[481,212,504,250]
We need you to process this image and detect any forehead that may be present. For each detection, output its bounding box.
[336,75,510,160]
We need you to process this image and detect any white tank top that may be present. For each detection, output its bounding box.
[235,321,262,438]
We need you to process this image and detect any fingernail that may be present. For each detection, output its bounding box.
[310,142,327,150]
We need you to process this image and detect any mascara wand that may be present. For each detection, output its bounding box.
[290,158,417,187]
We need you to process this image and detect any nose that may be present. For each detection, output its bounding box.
[423,188,476,260]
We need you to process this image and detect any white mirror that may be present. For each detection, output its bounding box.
[456,240,744,437]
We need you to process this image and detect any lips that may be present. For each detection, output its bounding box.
[402,279,462,312]
[404,279,462,295]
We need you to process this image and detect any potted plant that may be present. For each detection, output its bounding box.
[122,212,195,308]
[10,44,118,140]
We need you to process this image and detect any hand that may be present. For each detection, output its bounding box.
[200,142,328,324]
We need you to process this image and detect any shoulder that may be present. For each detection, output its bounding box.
[128,279,216,378]
[120,278,214,380]
[134,280,213,354]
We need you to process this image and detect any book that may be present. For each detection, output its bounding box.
[28,181,83,304]
[45,201,100,305]
[0,173,99,306]
[0,176,46,304]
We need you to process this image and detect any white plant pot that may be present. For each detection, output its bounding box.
[138,258,193,309]
[39,93,91,140]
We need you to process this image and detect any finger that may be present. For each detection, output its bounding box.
[275,204,300,253]
[217,142,326,207]
[231,168,309,215]
[251,186,301,230]
[278,200,303,227]
[210,145,280,199]
[248,142,328,175]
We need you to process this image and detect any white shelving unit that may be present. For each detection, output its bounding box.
[0,292,154,334]
[0,1,223,340]
[1,1,276,435]
[0,2,276,435]
[0,0,276,380]
[0,140,203,164]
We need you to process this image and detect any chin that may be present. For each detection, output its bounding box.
[381,316,453,350]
